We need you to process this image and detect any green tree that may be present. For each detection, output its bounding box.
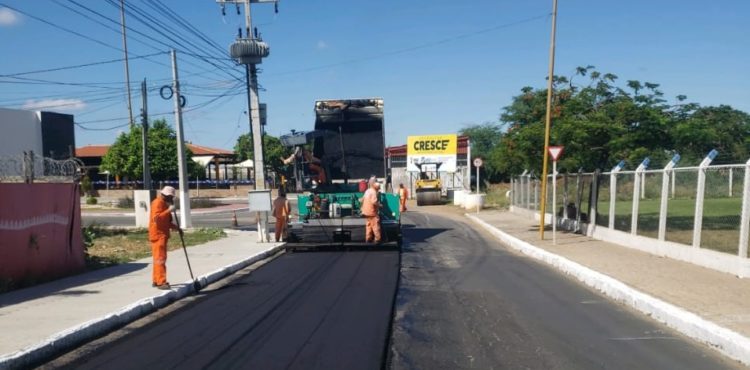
[459,123,503,181]
[100,119,203,184]
[234,133,292,178]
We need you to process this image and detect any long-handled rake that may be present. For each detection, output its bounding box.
[173,211,201,292]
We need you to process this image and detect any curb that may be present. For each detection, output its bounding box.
[465,213,750,367]
[0,244,285,370]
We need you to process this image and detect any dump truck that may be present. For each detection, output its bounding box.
[280,98,402,250]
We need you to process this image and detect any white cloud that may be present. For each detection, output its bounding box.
[316,40,329,50]
[0,7,21,27]
[22,99,87,112]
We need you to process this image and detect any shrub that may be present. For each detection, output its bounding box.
[86,196,98,205]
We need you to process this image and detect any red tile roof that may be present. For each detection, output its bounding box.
[75,145,110,158]
[75,144,234,158]
[187,143,234,156]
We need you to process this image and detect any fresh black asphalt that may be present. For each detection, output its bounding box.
[50,208,742,369]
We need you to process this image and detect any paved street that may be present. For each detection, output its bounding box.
[82,208,257,229]
[43,207,743,369]
[47,251,399,370]
[387,209,740,369]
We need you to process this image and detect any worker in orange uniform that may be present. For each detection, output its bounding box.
[149,186,181,290]
[361,181,382,243]
[272,187,291,242]
[398,183,409,213]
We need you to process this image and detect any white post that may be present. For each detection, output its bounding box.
[534,179,539,210]
[553,160,557,244]
[520,170,528,208]
[692,149,718,248]
[658,155,680,241]
[738,159,750,258]
[609,161,625,229]
[476,165,480,214]
[526,173,531,208]
[729,168,734,197]
[171,50,192,229]
[466,140,472,191]
[671,170,676,199]
[641,170,646,200]
[631,157,650,235]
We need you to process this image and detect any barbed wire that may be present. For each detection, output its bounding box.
[0,153,84,183]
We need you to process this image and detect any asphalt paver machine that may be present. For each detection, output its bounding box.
[280,98,402,250]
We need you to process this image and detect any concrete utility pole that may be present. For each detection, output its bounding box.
[119,0,134,127]
[140,78,152,190]
[218,0,277,242]
[171,50,192,229]
[539,0,558,240]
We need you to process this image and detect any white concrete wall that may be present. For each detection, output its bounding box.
[0,108,43,157]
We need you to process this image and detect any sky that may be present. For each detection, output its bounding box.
[0,0,748,150]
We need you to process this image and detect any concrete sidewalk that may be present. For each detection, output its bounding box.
[0,231,283,369]
[468,210,750,367]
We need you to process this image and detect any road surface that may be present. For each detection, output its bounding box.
[47,251,399,370]
[82,208,256,229]
[51,207,741,369]
[388,208,741,369]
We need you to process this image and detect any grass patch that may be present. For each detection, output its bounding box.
[485,183,511,209]
[84,225,226,268]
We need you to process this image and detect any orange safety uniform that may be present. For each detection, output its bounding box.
[149,196,178,286]
[272,196,291,242]
[361,188,381,243]
[398,187,409,213]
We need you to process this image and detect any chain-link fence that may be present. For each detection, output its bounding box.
[700,166,744,254]
[510,161,750,258]
[664,168,698,246]
[0,152,83,183]
[636,170,662,238]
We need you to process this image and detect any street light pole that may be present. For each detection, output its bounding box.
[539,0,558,240]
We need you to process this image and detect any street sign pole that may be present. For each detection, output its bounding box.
[552,159,557,245]
[547,146,564,245]
[473,157,483,214]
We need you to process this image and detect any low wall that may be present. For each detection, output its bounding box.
[510,206,750,277]
[0,183,84,282]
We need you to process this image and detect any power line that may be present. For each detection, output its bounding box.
[0,52,166,78]
[0,2,171,70]
[105,0,243,83]
[268,13,550,77]
[61,0,226,78]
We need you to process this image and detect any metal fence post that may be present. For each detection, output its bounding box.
[692,149,718,248]
[562,173,569,220]
[658,155,680,241]
[520,170,528,209]
[729,168,734,197]
[671,170,676,199]
[590,169,600,227]
[609,161,625,229]
[534,178,539,210]
[526,173,532,209]
[631,157,650,235]
[738,158,750,258]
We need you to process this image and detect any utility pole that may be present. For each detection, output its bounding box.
[539,0,558,240]
[119,0,134,127]
[171,50,192,229]
[140,78,152,190]
[218,0,277,242]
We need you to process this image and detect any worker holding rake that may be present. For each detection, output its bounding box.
[149,186,182,290]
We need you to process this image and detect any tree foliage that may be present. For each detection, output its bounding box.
[234,133,292,177]
[477,66,750,178]
[100,119,203,182]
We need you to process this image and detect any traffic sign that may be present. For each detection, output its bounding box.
[548,146,564,161]
[473,158,483,167]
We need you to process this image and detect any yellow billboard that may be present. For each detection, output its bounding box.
[407,134,458,156]
[406,134,458,173]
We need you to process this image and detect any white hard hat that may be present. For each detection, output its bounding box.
[161,186,176,197]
